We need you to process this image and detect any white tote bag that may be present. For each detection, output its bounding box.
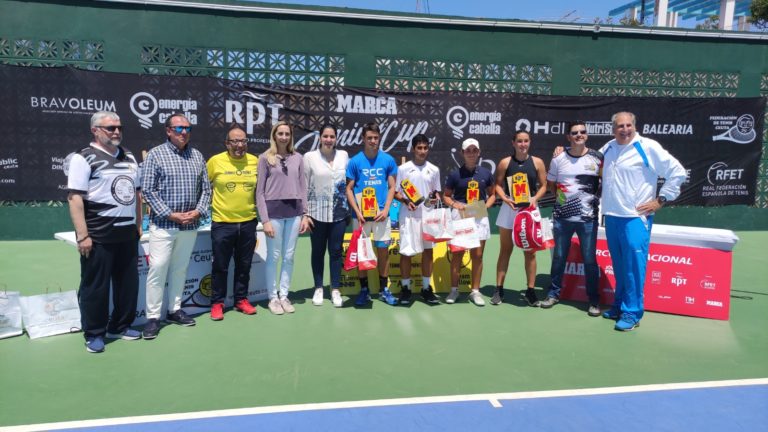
[0,290,23,339]
[20,290,81,339]
[448,217,481,252]
[357,230,379,271]
[422,207,453,243]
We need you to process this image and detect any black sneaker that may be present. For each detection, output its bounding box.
[166,309,196,327]
[524,289,540,307]
[491,288,504,305]
[399,286,412,305]
[142,318,160,340]
[420,286,440,304]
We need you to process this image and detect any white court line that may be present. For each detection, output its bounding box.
[3,378,767,432]
[489,398,503,408]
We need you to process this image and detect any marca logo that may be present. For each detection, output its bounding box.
[336,95,397,115]
[226,91,282,134]
[130,92,199,129]
[650,254,692,265]
[685,296,695,305]
[641,124,693,135]
[446,105,501,138]
[711,114,756,144]
[671,274,687,287]
[700,278,716,290]
[564,262,586,276]
[30,96,116,114]
[706,300,723,307]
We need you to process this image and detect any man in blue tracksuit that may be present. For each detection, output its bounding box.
[599,111,687,331]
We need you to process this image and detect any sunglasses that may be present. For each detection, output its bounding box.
[279,157,288,174]
[570,130,588,136]
[96,125,123,133]
[169,125,192,134]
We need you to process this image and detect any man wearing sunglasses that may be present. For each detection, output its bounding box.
[540,121,603,317]
[66,111,142,353]
[141,113,212,339]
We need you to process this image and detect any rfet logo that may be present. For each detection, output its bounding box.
[707,162,744,185]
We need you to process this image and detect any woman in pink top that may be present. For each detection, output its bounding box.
[256,122,308,315]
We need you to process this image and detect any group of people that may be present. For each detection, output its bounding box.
[67,109,685,353]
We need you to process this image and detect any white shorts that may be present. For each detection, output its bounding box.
[353,219,392,247]
[398,213,434,257]
[495,204,521,230]
[451,208,491,242]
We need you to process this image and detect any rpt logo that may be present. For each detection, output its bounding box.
[671,274,687,287]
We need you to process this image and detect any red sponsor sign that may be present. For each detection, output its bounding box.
[560,238,731,320]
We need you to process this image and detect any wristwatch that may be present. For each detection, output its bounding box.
[657,196,667,205]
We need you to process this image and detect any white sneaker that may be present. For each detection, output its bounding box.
[331,289,343,308]
[312,287,324,306]
[445,288,459,304]
[469,290,485,306]
[268,298,284,315]
[280,297,295,314]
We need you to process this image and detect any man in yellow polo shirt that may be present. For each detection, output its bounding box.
[207,124,259,320]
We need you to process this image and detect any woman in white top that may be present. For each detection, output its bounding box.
[302,125,350,307]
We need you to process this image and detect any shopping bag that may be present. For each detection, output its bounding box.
[19,290,81,339]
[513,206,545,251]
[448,217,481,252]
[538,217,555,251]
[422,207,453,243]
[344,226,363,271]
[0,290,23,339]
[357,233,378,271]
[398,216,424,256]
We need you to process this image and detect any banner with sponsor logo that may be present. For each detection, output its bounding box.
[560,226,735,320]
[0,64,764,206]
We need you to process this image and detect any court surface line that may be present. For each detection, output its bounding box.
[3,378,766,432]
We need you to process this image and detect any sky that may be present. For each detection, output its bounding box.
[244,0,705,27]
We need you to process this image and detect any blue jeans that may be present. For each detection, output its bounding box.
[210,219,257,304]
[547,218,599,305]
[605,215,653,321]
[265,216,302,299]
[309,218,348,289]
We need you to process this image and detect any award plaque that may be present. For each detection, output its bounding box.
[360,187,379,221]
[401,179,425,206]
[508,173,531,207]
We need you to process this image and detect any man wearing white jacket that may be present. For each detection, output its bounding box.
[600,111,687,332]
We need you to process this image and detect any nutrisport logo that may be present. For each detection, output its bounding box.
[710,114,756,144]
[129,92,199,129]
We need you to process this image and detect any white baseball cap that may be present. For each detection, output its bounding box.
[462,138,480,150]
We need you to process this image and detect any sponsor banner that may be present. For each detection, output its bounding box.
[561,238,731,320]
[0,64,764,205]
[339,230,471,294]
[113,229,267,326]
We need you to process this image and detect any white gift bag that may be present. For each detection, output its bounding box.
[357,231,378,271]
[0,290,23,339]
[422,207,453,243]
[20,290,81,339]
[448,217,481,252]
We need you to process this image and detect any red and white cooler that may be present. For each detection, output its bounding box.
[558,224,738,320]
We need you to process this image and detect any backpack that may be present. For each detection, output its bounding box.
[513,206,545,251]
